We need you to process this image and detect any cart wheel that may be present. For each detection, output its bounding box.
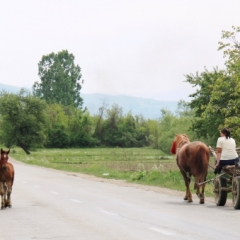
[232,177,240,209]
[214,177,227,206]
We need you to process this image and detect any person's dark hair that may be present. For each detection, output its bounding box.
[221,128,231,139]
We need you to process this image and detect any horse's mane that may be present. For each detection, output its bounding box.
[170,134,190,154]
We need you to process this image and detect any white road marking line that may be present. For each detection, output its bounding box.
[148,227,176,236]
[70,199,82,203]
[34,185,40,188]
[50,191,59,195]
[22,181,27,183]
[99,209,117,216]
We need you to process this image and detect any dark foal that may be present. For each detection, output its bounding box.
[0,149,14,209]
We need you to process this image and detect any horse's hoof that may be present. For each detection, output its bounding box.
[183,197,188,200]
[188,200,193,203]
[200,201,205,204]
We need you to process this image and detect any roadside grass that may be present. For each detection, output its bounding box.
[9,147,216,197]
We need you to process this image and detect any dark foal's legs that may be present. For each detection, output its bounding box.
[5,180,13,207]
[182,171,193,202]
[0,183,4,209]
[0,182,7,209]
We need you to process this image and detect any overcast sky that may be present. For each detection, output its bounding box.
[0,1,239,101]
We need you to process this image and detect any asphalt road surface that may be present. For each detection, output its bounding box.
[0,158,239,240]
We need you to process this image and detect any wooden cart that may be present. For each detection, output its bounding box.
[204,147,240,209]
[213,164,240,209]
[199,163,240,209]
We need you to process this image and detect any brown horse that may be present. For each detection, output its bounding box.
[0,149,14,209]
[170,134,209,204]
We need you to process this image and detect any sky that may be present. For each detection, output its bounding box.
[0,1,239,101]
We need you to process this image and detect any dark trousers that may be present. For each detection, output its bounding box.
[214,158,239,174]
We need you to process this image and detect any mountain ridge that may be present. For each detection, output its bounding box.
[81,93,178,119]
[0,83,178,119]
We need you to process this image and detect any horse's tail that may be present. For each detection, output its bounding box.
[192,145,209,189]
[195,144,210,174]
[196,144,210,174]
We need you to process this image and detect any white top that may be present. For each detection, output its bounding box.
[216,137,238,160]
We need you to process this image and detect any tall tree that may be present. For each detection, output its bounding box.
[185,68,227,140]
[217,26,240,140]
[185,26,240,143]
[45,103,70,148]
[0,90,48,154]
[33,50,83,108]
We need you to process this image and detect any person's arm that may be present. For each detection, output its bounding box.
[216,147,222,166]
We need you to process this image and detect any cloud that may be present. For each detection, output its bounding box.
[0,0,239,101]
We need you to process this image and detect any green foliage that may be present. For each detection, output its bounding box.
[184,26,240,145]
[0,90,48,153]
[33,50,83,108]
[146,119,159,149]
[100,104,150,147]
[217,26,240,142]
[157,109,197,153]
[45,103,96,148]
[175,100,194,117]
[185,68,227,143]
[68,109,97,147]
[47,125,70,148]
[45,103,69,148]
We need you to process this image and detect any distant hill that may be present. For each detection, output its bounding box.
[81,93,178,119]
[0,83,26,93]
[0,83,178,119]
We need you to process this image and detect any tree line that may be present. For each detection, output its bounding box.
[0,26,240,154]
[0,89,192,154]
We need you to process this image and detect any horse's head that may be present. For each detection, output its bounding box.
[0,148,10,168]
[170,134,190,154]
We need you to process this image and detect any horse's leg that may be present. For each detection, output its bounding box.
[200,184,205,204]
[3,182,8,208]
[0,182,6,209]
[0,183,3,209]
[5,180,12,208]
[195,176,205,204]
[199,176,206,204]
[182,171,192,202]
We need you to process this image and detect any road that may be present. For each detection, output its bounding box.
[0,158,239,240]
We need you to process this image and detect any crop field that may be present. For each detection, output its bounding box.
[10,147,216,196]
[10,147,176,171]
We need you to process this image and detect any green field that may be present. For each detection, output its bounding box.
[10,147,216,197]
